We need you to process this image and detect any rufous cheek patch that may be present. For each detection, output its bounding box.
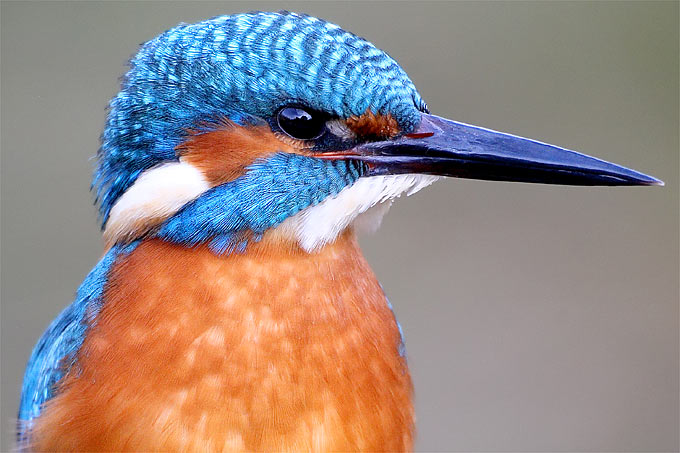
[179,122,301,186]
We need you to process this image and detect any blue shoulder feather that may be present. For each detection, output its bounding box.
[380,285,407,358]
[17,242,138,440]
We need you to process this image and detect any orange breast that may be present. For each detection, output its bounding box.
[31,232,413,452]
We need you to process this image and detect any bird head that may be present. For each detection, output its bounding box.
[96,11,661,253]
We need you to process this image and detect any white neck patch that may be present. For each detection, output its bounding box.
[276,174,440,251]
[103,160,209,245]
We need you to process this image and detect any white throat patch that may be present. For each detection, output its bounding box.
[103,160,209,245]
[276,174,440,251]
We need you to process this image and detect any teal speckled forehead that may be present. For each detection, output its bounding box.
[95,11,427,225]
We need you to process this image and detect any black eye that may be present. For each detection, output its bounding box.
[277,107,327,140]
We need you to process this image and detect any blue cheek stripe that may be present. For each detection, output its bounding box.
[18,241,139,434]
[156,153,365,255]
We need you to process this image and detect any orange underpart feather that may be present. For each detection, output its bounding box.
[30,233,413,452]
[179,122,300,186]
[346,110,400,139]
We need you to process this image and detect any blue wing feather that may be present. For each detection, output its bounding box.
[17,242,138,443]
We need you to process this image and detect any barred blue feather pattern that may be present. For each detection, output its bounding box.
[94,11,426,226]
[156,153,365,254]
[17,241,139,441]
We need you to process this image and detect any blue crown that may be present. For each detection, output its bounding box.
[94,11,426,226]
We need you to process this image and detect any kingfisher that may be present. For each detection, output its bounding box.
[18,11,661,452]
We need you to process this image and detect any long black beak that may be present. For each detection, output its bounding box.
[342,113,662,186]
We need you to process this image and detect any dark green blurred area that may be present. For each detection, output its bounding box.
[2,2,677,451]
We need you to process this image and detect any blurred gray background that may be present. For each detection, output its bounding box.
[1,1,678,451]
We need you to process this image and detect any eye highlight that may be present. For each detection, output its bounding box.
[276,107,327,140]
